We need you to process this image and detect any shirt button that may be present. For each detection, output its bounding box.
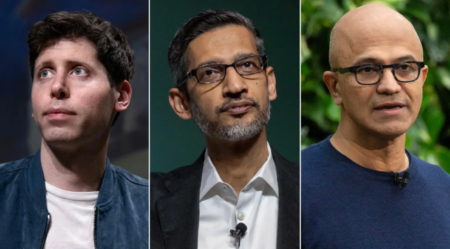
[237,212,245,221]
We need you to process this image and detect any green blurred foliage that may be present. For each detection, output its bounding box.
[301,0,450,173]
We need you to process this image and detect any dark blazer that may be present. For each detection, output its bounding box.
[151,149,299,249]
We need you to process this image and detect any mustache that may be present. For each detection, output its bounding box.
[214,97,261,116]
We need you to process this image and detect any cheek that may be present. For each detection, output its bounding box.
[31,86,46,114]
[79,88,115,119]
[342,87,369,108]
[193,91,221,116]
[409,87,423,113]
[341,87,374,118]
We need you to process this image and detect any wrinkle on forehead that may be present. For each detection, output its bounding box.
[329,4,423,69]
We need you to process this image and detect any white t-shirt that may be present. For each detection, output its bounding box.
[198,144,279,249]
[44,182,99,249]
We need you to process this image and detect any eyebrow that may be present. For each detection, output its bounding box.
[194,52,259,69]
[35,59,96,72]
[352,55,418,66]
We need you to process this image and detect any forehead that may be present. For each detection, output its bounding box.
[335,20,423,66]
[35,37,98,67]
[185,25,258,69]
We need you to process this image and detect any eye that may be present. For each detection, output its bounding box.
[198,66,222,78]
[398,63,411,71]
[204,69,217,76]
[362,66,374,73]
[39,69,53,78]
[197,65,223,83]
[242,61,255,68]
[357,65,380,74]
[73,68,88,76]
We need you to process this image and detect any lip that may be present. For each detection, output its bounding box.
[373,101,406,115]
[221,100,255,115]
[44,108,76,119]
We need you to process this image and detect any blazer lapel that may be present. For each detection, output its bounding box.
[156,154,204,249]
[273,151,300,249]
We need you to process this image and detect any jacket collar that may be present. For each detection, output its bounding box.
[27,150,116,210]
[96,158,116,207]
[27,149,48,213]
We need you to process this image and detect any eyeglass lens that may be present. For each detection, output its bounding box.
[356,62,420,84]
[196,56,264,83]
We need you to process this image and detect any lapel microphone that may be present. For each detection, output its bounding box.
[230,223,247,248]
[394,171,410,188]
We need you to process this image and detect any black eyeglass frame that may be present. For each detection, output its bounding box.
[333,61,425,85]
[178,54,268,87]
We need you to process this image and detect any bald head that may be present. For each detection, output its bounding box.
[329,4,423,70]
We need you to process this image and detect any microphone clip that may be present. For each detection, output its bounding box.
[230,223,247,248]
[394,171,409,188]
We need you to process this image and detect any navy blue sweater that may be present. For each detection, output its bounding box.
[302,137,450,248]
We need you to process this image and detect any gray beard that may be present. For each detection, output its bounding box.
[189,96,271,141]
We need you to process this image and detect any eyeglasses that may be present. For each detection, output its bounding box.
[179,55,268,86]
[334,61,425,85]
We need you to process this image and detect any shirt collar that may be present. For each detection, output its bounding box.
[199,143,278,200]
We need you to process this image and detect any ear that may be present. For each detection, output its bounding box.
[114,80,132,112]
[169,88,192,120]
[266,66,277,101]
[420,65,428,86]
[323,71,343,106]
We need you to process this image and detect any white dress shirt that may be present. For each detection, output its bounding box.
[198,144,278,249]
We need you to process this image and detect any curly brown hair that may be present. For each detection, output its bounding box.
[27,11,134,86]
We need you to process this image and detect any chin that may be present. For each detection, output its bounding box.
[40,128,80,144]
[369,125,410,141]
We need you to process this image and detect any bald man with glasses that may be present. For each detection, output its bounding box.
[302,4,450,248]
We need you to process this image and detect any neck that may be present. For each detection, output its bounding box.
[40,136,109,192]
[331,122,408,173]
[205,128,269,196]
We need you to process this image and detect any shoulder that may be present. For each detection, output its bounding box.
[151,153,204,203]
[409,152,450,183]
[0,156,31,175]
[271,149,299,178]
[301,138,331,163]
[150,162,202,191]
[112,164,149,188]
[301,138,338,176]
[0,157,31,187]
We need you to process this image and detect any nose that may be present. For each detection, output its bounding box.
[222,66,248,97]
[376,68,401,95]
[51,74,70,99]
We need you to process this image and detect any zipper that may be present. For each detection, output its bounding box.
[94,206,98,249]
[40,214,51,249]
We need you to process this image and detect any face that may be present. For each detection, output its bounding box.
[326,15,428,139]
[179,25,276,141]
[32,37,120,147]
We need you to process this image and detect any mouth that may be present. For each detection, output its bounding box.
[374,102,406,115]
[220,100,255,115]
[44,108,76,119]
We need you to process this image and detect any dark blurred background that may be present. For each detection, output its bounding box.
[151,0,300,172]
[0,0,148,179]
[302,0,450,173]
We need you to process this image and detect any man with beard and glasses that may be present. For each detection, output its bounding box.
[302,4,450,248]
[151,10,299,249]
